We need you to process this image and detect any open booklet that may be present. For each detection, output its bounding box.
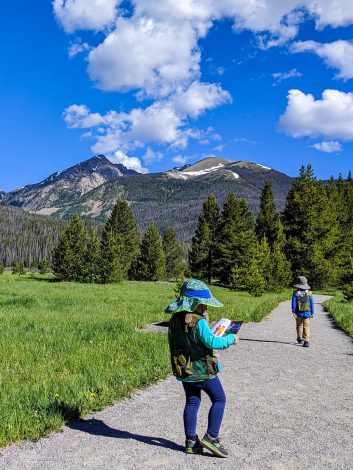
[211,318,243,337]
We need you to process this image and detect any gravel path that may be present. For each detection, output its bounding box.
[1,295,352,470]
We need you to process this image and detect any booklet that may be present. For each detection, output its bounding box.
[211,318,243,337]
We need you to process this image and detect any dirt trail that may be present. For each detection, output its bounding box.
[1,295,352,469]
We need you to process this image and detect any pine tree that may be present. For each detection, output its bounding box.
[102,199,140,279]
[85,232,102,283]
[255,181,285,249]
[135,223,166,281]
[52,215,88,282]
[37,260,51,274]
[217,192,257,285]
[282,165,340,288]
[0,261,4,275]
[100,230,123,283]
[189,216,212,280]
[189,193,220,282]
[162,227,186,280]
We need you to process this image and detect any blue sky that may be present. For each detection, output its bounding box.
[1,1,353,191]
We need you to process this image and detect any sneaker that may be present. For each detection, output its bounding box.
[303,341,309,348]
[185,436,203,454]
[297,337,303,344]
[200,433,229,458]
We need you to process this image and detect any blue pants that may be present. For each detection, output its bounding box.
[182,375,226,439]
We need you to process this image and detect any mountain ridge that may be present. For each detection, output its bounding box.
[3,154,293,241]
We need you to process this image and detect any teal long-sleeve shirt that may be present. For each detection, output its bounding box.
[196,318,236,349]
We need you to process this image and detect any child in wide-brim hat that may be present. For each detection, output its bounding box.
[166,279,239,458]
[291,276,314,347]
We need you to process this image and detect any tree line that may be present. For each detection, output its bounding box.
[190,165,353,293]
[52,199,186,283]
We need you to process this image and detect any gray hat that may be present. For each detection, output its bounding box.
[292,275,310,290]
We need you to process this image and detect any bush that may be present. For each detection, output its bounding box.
[342,284,353,302]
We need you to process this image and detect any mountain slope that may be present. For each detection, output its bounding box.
[52,161,292,241]
[6,155,137,214]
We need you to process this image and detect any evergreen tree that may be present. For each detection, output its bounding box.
[282,165,340,288]
[162,227,186,280]
[255,181,285,249]
[52,215,88,282]
[100,230,123,283]
[189,193,220,283]
[85,232,102,283]
[217,192,257,285]
[0,261,4,275]
[12,260,25,275]
[102,199,140,279]
[135,223,166,281]
[37,260,51,274]
[189,216,212,280]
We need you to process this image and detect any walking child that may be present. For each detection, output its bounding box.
[291,276,314,347]
[165,279,238,458]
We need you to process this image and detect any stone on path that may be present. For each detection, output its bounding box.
[1,295,352,469]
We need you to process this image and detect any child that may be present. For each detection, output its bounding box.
[291,276,314,347]
[165,279,239,458]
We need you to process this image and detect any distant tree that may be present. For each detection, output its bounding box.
[100,230,123,283]
[102,199,140,279]
[135,223,166,281]
[0,261,4,275]
[255,181,285,249]
[52,215,88,282]
[37,259,51,274]
[189,216,212,281]
[162,227,186,280]
[189,193,220,283]
[216,192,257,285]
[282,165,341,288]
[85,232,102,283]
[12,260,25,275]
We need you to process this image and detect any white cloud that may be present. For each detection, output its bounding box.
[272,68,302,84]
[68,40,91,58]
[172,155,189,165]
[311,141,342,153]
[280,89,353,141]
[53,0,121,33]
[108,150,148,174]
[291,40,353,80]
[88,16,201,97]
[143,148,164,164]
[213,144,225,152]
[173,81,231,118]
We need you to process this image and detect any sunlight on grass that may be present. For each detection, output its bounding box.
[0,273,290,447]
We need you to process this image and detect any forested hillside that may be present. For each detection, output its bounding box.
[0,206,67,267]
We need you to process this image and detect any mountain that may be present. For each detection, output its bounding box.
[0,190,6,202]
[4,155,293,241]
[6,155,137,214]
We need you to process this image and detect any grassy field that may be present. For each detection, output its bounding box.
[324,293,353,338]
[0,273,290,447]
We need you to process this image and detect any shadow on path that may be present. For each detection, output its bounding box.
[240,338,296,346]
[68,419,184,453]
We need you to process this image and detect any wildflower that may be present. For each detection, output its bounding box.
[89,392,97,398]
[54,392,60,398]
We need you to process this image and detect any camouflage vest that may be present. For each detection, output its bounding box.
[296,290,312,312]
[168,312,219,381]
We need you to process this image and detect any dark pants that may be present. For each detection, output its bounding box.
[182,375,226,439]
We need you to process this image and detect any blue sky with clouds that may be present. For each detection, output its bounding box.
[1,1,353,191]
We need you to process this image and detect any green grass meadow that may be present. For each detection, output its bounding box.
[324,293,353,338]
[0,273,290,447]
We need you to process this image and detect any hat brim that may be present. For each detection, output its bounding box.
[292,283,310,290]
[165,295,223,313]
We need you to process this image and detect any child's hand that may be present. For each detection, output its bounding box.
[233,334,239,344]
[292,313,297,319]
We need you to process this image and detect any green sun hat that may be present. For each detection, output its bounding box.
[165,279,224,313]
